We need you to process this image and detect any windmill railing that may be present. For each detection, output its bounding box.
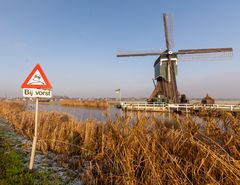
[121,102,167,111]
[121,102,240,112]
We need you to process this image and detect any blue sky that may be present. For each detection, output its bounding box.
[0,0,239,99]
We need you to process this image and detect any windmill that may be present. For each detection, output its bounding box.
[117,13,233,103]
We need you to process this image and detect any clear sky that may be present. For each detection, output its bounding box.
[0,0,239,99]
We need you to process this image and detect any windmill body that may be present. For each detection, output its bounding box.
[117,13,233,103]
[151,53,178,103]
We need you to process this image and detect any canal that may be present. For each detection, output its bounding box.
[28,103,122,121]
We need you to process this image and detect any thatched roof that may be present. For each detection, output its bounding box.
[202,94,215,104]
[204,94,214,100]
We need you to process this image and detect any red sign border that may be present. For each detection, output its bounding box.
[21,64,52,89]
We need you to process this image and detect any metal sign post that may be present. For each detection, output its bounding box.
[29,97,39,170]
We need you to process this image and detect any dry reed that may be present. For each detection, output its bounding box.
[0,100,240,184]
[59,99,109,109]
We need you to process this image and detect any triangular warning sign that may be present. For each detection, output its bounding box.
[21,64,52,89]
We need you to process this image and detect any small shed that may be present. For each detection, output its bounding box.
[201,94,215,104]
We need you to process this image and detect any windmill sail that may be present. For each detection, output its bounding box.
[117,50,163,57]
[177,48,233,62]
[177,48,232,54]
[163,13,174,51]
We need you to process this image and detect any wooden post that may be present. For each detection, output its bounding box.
[29,97,39,170]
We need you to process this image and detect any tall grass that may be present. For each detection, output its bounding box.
[59,99,109,109]
[0,100,240,184]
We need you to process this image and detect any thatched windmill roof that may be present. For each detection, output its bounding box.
[201,94,215,104]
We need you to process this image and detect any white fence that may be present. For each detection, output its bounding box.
[121,102,240,112]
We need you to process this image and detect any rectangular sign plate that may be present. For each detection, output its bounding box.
[23,88,52,98]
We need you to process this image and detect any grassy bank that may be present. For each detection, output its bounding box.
[59,99,109,108]
[0,119,61,185]
[0,101,240,184]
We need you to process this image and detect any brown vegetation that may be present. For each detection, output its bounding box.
[59,99,109,109]
[0,100,240,184]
